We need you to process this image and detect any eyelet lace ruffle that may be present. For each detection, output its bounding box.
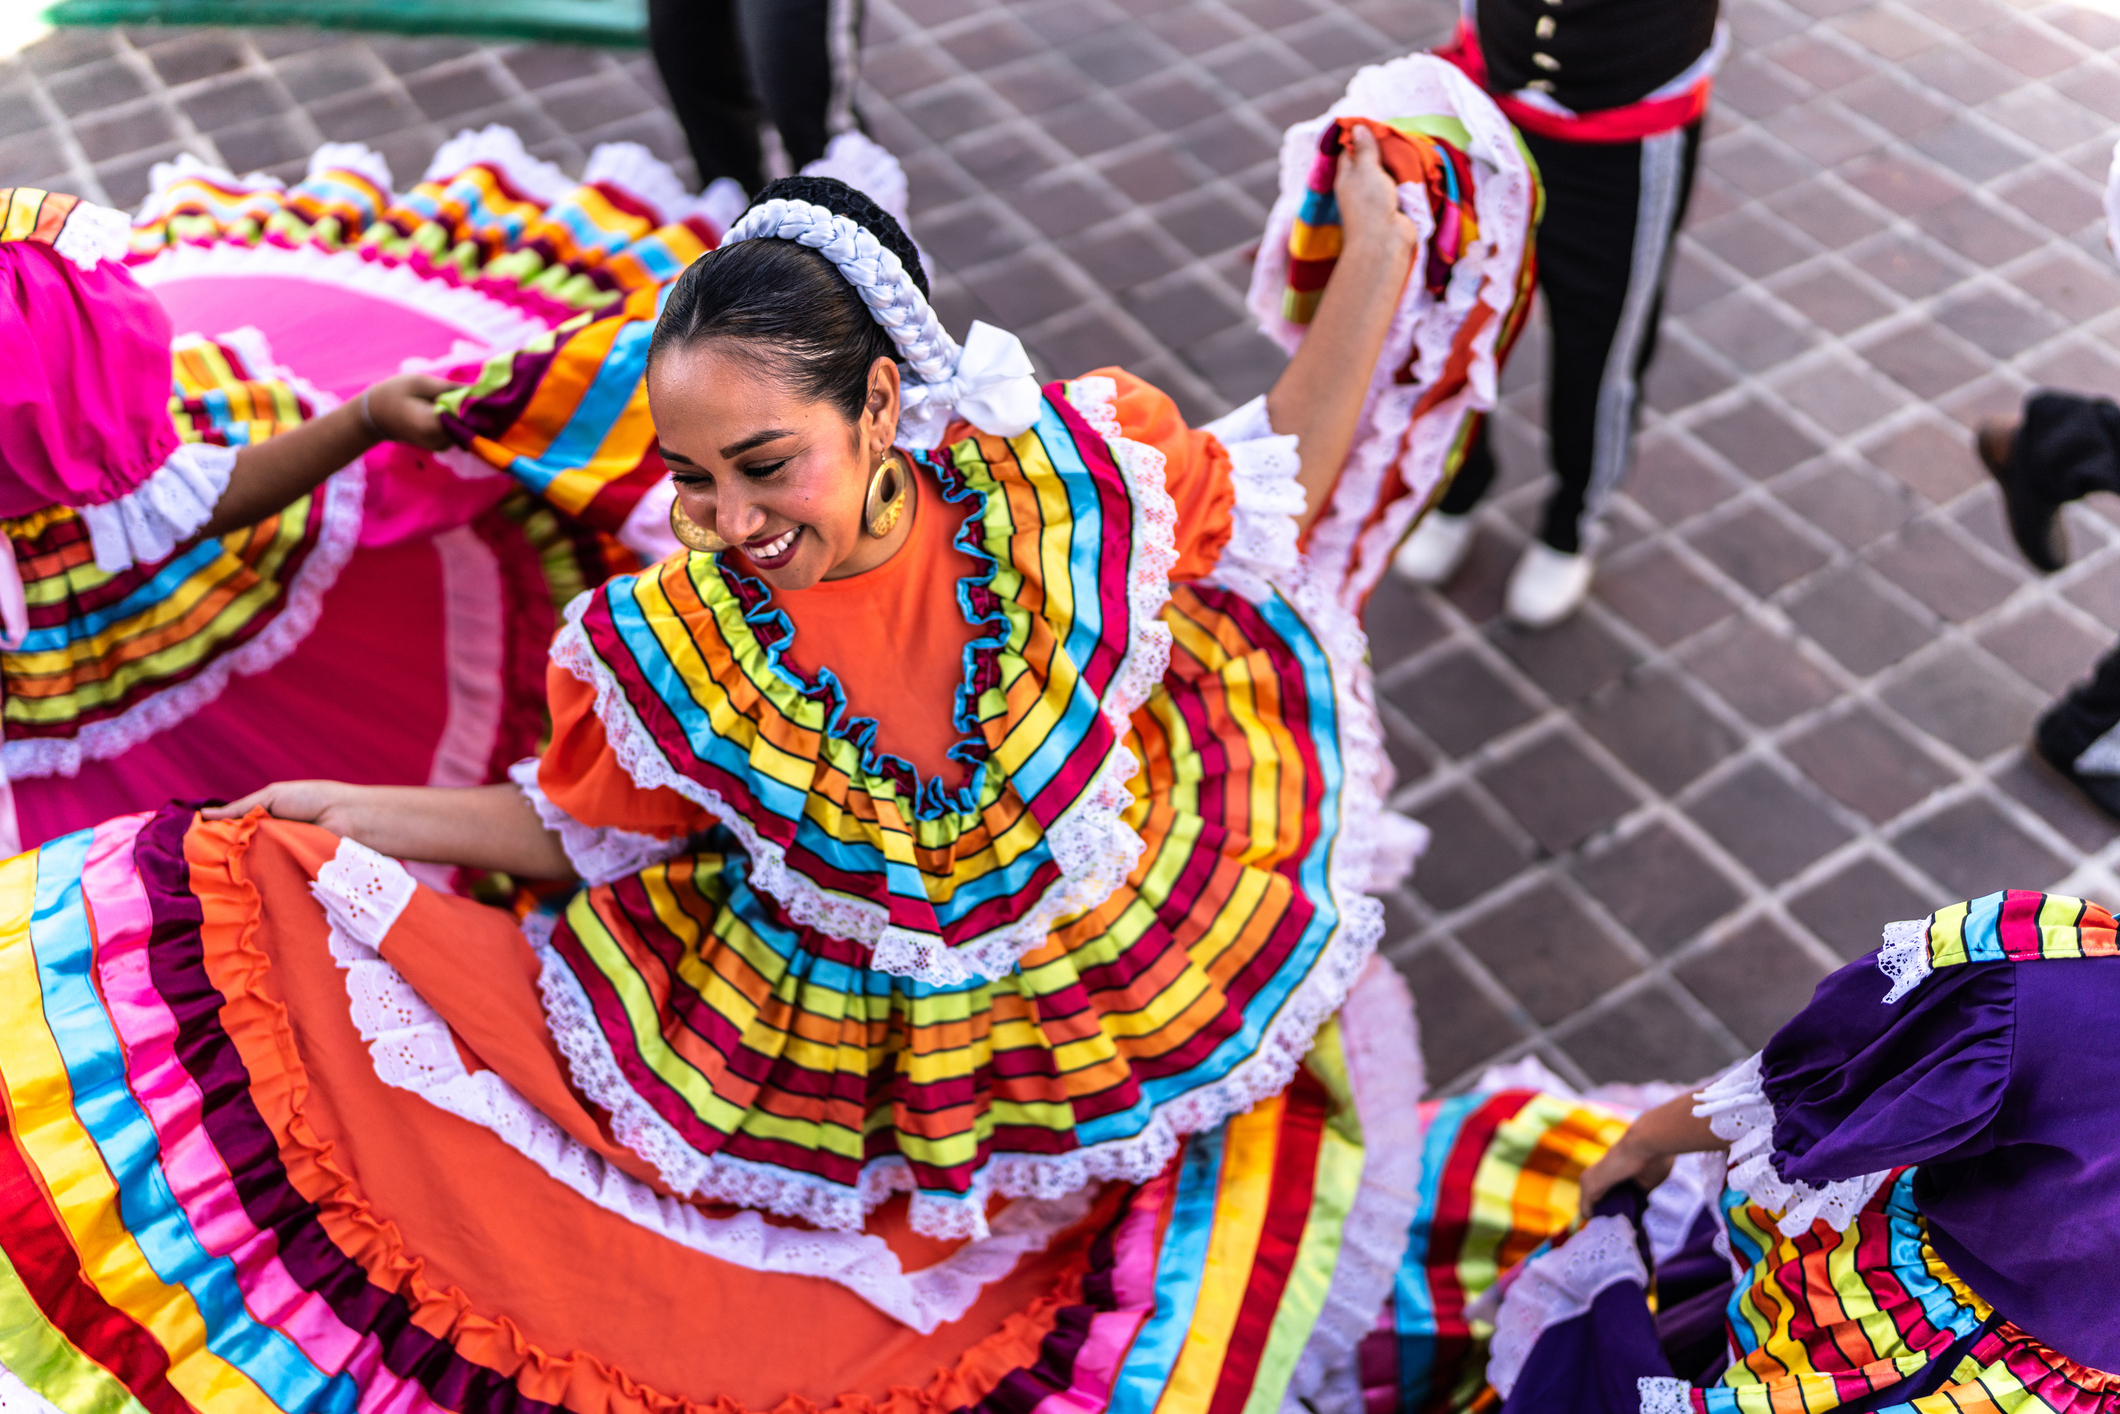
[1878,915,1933,1003]
[310,837,1095,1329]
[1486,1214,1649,1398]
[1694,1053,1888,1237]
[1638,1377,1697,1414]
[75,443,237,574]
[1198,396,1304,604]
[509,758,685,886]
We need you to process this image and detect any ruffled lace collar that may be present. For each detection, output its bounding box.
[554,377,1179,986]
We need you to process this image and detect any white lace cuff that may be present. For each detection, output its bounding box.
[1638,1377,1695,1414]
[510,757,686,886]
[1694,1054,1888,1237]
[1486,1214,1649,1398]
[51,197,131,270]
[76,442,238,573]
[1201,396,1303,601]
[1877,915,1933,1003]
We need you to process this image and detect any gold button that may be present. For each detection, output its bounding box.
[1535,14,1555,37]
[1527,78,1555,92]
[1532,51,1560,70]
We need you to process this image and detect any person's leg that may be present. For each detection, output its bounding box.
[1532,121,1699,557]
[2014,392,2120,503]
[736,0,863,171]
[1979,391,2120,573]
[2035,634,2120,819]
[646,0,765,191]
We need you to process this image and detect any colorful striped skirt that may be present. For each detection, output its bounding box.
[0,805,1423,1414]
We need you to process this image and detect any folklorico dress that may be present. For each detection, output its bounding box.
[2,126,744,852]
[0,54,1540,1414]
[1369,892,2120,1414]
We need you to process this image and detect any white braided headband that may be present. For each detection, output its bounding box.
[721,196,1042,445]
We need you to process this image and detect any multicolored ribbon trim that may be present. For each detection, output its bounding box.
[1913,891,2120,971]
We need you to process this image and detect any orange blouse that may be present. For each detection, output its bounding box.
[540,368,1236,836]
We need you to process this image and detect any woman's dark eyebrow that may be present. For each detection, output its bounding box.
[657,445,701,467]
[718,428,796,459]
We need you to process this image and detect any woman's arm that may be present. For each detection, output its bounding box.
[1576,1089,1728,1218]
[199,373,459,538]
[201,780,576,880]
[1264,124,1420,535]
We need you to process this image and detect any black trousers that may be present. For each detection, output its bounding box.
[646,0,862,193]
[1438,119,1704,554]
[2013,392,2120,769]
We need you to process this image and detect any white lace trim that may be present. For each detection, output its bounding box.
[305,840,1090,1330]
[1486,1214,1647,1398]
[509,757,684,885]
[1878,916,1933,1003]
[46,197,131,270]
[423,124,574,204]
[1283,958,1425,1412]
[305,140,393,193]
[3,457,365,781]
[1639,1377,1695,1414]
[135,152,284,225]
[1246,54,1536,612]
[800,131,913,232]
[1644,1149,1724,1267]
[1694,1054,1888,1237]
[581,141,689,226]
[1200,396,1304,604]
[75,443,236,574]
[128,240,550,349]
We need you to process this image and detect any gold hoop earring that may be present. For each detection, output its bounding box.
[669,499,727,554]
[864,453,909,539]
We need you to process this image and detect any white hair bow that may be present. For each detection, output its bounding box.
[898,320,1042,446]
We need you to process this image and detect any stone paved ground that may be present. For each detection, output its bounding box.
[9,0,2120,1093]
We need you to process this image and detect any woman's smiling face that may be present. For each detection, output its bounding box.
[646,341,907,591]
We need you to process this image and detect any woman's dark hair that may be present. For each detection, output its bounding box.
[647,176,928,425]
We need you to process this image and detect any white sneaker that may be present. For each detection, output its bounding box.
[1392,511,1476,586]
[1505,541,1593,629]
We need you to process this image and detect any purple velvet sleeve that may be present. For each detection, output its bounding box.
[1758,953,2013,1185]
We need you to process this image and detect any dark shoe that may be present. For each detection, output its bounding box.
[2034,711,2120,823]
[1978,418,2068,573]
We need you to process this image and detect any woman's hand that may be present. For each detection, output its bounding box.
[1577,1133,1678,1220]
[202,780,360,830]
[1333,124,1418,259]
[360,373,461,450]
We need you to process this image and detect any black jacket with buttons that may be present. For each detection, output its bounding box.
[1476,0,1719,112]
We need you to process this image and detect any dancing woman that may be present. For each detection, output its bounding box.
[0,124,1434,1414]
[1374,894,2120,1414]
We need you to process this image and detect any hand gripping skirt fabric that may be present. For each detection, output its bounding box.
[7,127,713,846]
[0,805,1422,1414]
[1245,53,1539,615]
